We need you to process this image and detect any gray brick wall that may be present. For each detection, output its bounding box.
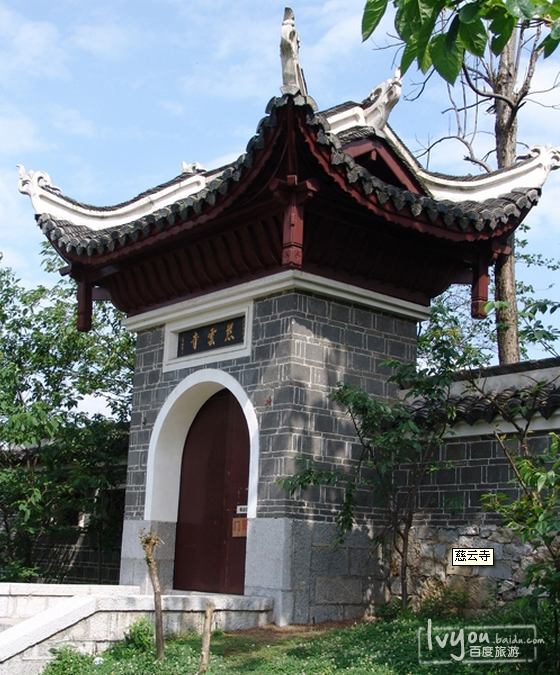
[403,431,553,608]
[123,290,417,522]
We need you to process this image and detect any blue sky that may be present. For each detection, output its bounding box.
[1,0,560,356]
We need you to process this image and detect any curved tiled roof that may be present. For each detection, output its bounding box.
[408,357,560,427]
[410,381,560,426]
[35,93,540,260]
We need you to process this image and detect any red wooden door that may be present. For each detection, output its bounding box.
[173,389,249,594]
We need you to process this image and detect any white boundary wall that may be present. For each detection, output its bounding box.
[0,584,273,675]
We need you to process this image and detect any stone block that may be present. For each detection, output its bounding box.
[479,562,512,580]
[330,304,350,325]
[310,547,348,576]
[446,443,466,461]
[310,603,344,623]
[486,464,511,485]
[458,525,479,536]
[255,298,273,317]
[352,352,372,373]
[434,529,455,546]
[488,528,514,544]
[376,315,394,334]
[469,441,493,460]
[412,526,436,541]
[350,548,379,576]
[315,576,362,605]
[503,542,532,561]
[343,604,365,620]
[319,323,342,344]
[290,363,311,385]
[388,340,406,358]
[308,297,328,318]
[291,318,313,339]
[311,522,337,547]
[460,466,482,484]
[291,522,312,590]
[292,589,311,624]
[312,366,330,387]
[245,518,292,591]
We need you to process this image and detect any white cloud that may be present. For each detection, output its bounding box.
[50,105,96,137]
[0,112,53,155]
[177,11,278,101]
[175,2,369,104]
[69,23,139,61]
[160,101,185,116]
[0,4,68,81]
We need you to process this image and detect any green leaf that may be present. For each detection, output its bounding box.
[459,17,488,56]
[446,16,461,52]
[429,33,465,83]
[539,33,560,58]
[505,0,537,19]
[459,1,483,23]
[396,5,414,41]
[401,38,419,74]
[545,0,560,20]
[488,10,516,55]
[362,0,389,40]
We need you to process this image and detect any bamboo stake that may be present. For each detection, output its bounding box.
[198,602,215,675]
[140,529,165,661]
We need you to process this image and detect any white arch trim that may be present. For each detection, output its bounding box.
[144,369,259,522]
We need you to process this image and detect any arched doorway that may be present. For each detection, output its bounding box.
[173,389,250,594]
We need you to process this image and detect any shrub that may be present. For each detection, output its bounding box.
[123,617,156,653]
[43,647,93,675]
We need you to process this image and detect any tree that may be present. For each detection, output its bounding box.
[0,253,135,581]
[362,0,560,363]
[475,383,560,672]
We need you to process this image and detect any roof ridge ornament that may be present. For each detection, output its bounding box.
[181,161,206,175]
[517,144,560,170]
[363,68,402,132]
[280,7,307,96]
[413,143,560,201]
[17,164,61,197]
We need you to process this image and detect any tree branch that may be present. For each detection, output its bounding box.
[462,64,518,110]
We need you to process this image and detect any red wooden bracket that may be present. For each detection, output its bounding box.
[269,174,319,268]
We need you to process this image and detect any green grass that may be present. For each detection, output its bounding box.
[43,613,555,675]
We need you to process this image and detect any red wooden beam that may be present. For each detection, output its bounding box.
[77,280,93,332]
[471,255,490,319]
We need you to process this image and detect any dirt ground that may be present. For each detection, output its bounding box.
[222,619,365,645]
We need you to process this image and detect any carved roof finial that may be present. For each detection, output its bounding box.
[280,7,307,96]
[363,68,402,132]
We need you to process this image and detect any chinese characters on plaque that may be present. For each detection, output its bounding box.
[177,316,245,358]
[452,548,494,565]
